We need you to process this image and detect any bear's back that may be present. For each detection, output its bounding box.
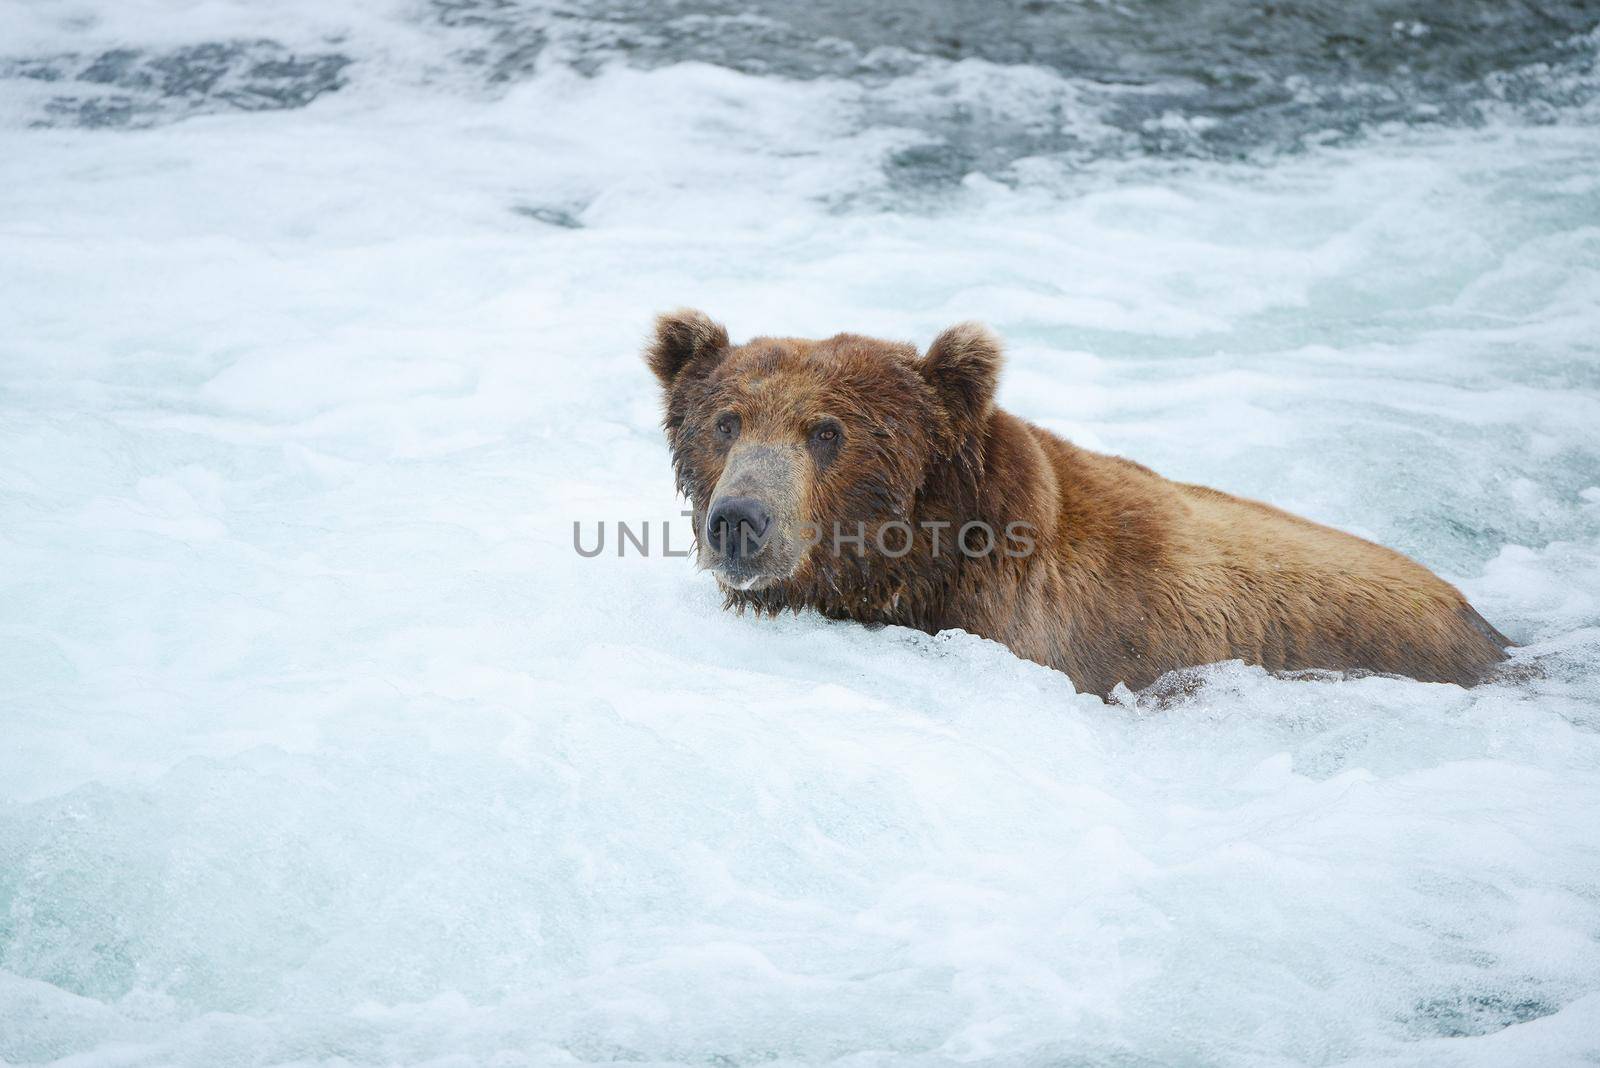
[1019,428,1509,692]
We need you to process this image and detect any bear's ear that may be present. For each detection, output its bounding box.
[646,309,730,389]
[919,322,1002,432]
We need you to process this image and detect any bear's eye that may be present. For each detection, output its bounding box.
[808,420,843,456]
[714,413,740,440]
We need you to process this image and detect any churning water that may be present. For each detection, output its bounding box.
[2,1,1599,1064]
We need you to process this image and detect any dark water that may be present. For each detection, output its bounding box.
[1,41,352,128]
[6,0,1598,182]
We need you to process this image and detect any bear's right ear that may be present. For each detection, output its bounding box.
[919,322,1002,435]
[645,309,730,390]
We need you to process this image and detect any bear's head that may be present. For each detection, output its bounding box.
[645,309,1002,599]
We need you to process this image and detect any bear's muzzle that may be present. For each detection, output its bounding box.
[701,443,808,590]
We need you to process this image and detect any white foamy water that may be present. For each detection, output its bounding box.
[2,2,1599,1064]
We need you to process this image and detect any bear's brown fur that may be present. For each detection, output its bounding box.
[646,310,1510,698]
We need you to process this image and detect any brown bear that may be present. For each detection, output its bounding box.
[645,309,1510,698]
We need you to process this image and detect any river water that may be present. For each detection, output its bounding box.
[3,1,1599,1064]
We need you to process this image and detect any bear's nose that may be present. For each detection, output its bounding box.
[707,497,772,559]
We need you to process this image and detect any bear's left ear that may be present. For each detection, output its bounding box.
[919,322,1002,433]
[646,309,730,390]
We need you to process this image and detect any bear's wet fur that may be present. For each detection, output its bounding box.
[646,310,1510,698]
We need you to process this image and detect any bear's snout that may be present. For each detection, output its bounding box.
[700,443,808,590]
[707,496,772,560]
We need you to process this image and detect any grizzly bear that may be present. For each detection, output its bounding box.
[645,310,1510,698]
